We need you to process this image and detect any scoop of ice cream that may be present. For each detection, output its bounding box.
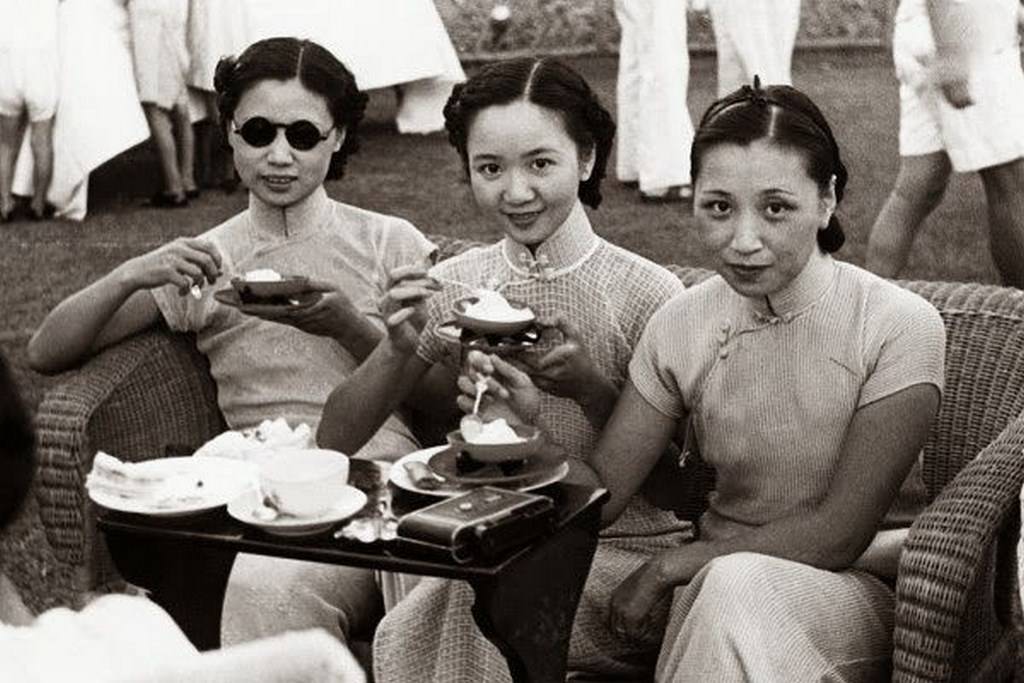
[243,268,283,282]
[463,289,534,323]
[464,417,526,445]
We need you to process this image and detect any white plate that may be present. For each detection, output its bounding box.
[389,445,570,498]
[88,456,259,517]
[228,487,368,537]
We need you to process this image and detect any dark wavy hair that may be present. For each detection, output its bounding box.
[443,57,616,209]
[214,37,368,180]
[691,81,848,253]
[0,353,34,530]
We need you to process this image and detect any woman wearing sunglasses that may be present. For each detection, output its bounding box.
[28,37,436,652]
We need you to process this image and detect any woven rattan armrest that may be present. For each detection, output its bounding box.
[893,410,1024,682]
[33,327,225,588]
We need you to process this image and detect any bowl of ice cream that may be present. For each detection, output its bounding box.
[453,289,535,335]
[446,419,542,464]
[231,268,312,304]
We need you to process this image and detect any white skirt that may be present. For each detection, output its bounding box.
[186,0,251,91]
[243,0,464,91]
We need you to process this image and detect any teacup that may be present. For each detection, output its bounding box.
[259,449,350,518]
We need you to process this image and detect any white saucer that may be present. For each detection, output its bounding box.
[389,445,570,498]
[228,487,368,537]
[88,456,259,518]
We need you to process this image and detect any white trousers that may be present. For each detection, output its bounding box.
[708,0,801,97]
[614,0,694,192]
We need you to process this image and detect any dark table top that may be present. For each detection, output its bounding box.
[97,458,607,581]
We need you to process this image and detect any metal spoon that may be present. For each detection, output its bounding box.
[459,375,489,440]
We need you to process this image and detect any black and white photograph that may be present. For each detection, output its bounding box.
[1,1,1023,680]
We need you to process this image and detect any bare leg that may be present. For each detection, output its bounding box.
[866,152,952,278]
[0,113,25,218]
[28,117,55,216]
[0,572,33,625]
[196,91,236,191]
[979,157,1024,289]
[194,118,213,188]
[172,100,197,195]
[142,103,185,199]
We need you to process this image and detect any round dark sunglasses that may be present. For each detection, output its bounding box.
[232,117,333,151]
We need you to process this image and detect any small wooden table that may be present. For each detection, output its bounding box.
[98,463,607,683]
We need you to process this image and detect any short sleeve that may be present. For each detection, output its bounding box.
[151,284,208,332]
[859,288,946,407]
[604,247,686,350]
[379,219,437,273]
[628,302,688,419]
[149,226,232,333]
[627,270,685,349]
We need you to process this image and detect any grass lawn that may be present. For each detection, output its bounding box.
[0,49,997,610]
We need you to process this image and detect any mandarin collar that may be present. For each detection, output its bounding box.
[747,248,836,322]
[502,202,599,278]
[247,185,331,241]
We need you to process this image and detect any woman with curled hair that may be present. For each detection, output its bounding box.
[27,36,436,652]
[212,37,367,182]
[317,56,691,682]
[460,80,946,680]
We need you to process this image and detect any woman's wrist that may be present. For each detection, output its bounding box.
[576,373,619,428]
[646,553,682,592]
[576,372,616,408]
[329,303,384,359]
[111,261,146,296]
[378,333,418,363]
[652,544,705,589]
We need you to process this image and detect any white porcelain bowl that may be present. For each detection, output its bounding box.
[259,449,350,518]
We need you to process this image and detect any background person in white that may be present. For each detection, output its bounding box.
[705,0,801,96]
[187,0,251,193]
[244,0,465,135]
[614,0,694,201]
[0,0,59,221]
[866,0,1024,288]
[9,0,152,221]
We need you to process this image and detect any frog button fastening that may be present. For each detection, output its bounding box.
[716,320,731,358]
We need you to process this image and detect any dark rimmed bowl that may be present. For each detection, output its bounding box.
[446,423,543,464]
[231,275,311,303]
[452,295,536,335]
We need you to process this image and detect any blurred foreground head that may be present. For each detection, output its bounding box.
[0,353,34,530]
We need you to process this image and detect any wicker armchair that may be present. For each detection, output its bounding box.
[33,251,1024,681]
[665,266,1024,682]
[31,233,484,592]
